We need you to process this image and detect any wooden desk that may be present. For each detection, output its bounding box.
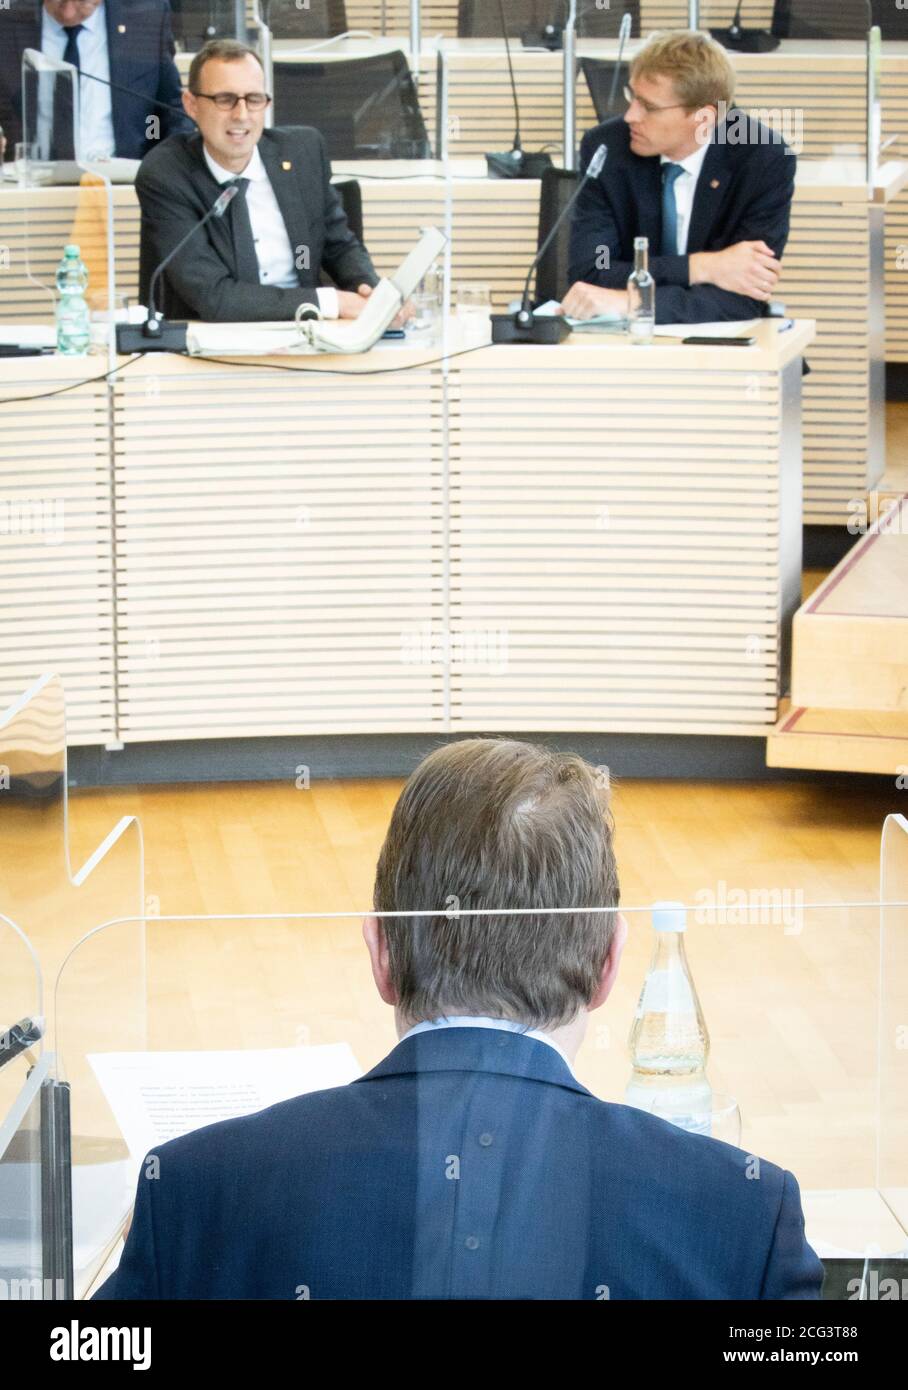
[0,162,893,523]
[0,320,811,747]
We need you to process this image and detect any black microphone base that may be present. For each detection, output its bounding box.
[520,25,563,50]
[116,321,188,354]
[708,26,779,51]
[486,150,554,180]
[491,313,572,345]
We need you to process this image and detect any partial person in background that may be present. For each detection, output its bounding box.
[135,39,388,323]
[95,737,824,1300]
[0,0,191,161]
[565,30,796,324]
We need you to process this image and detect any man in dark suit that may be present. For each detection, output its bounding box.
[135,38,383,322]
[566,30,795,324]
[0,0,191,162]
[95,738,824,1300]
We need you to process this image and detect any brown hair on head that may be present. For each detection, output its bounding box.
[373,738,620,1031]
[187,39,265,94]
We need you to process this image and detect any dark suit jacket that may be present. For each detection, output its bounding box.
[135,126,380,321]
[0,0,192,161]
[569,113,796,323]
[93,1027,824,1300]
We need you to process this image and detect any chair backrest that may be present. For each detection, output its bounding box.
[457,0,640,38]
[576,2,641,38]
[534,165,578,307]
[261,0,348,40]
[272,52,431,160]
[770,0,900,38]
[334,177,364,245]
[169,0,238,50]
[580,57,630,124]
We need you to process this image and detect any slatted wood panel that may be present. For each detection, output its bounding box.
[334,168,540,306]
[784,196,878,524]
[0,185,140,322]
[447,345,799,733]
[428,40,880,159]
[881,65,908,361]
[111,355,447,740]
[341,1,770,35]
[0,365,116,745]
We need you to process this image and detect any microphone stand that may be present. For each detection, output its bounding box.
[709,0,779,52]
[116,185,239,354]
[491,142,606,344]
[485,0,553,178]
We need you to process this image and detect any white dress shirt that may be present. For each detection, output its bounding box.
[39,2,115,161]
[203,143,339,318]
[400,1014,576,1075]
[660,141,710,255]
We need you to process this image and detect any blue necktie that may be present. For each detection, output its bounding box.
[661,162,684,257]
[62,23,83,70]
[51,24,83,159]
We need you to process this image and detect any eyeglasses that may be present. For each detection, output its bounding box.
[623,85,687,115]
[193,91,271,111]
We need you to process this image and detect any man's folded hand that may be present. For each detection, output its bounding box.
[689,241,781,300]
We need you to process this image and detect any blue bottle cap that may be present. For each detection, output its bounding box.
[652,900,687,932]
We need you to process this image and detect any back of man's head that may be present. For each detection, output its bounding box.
[373,738,620,1031]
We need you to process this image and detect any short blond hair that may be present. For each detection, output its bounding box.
[630,30,735,110]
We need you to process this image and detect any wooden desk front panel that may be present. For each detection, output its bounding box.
[111,357,447,742]
[447,358,788,735]
[0,368,116,744]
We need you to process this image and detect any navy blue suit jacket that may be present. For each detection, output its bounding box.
[0,0,192,161]
[569,113,796,324]
[94,1027,824,1300]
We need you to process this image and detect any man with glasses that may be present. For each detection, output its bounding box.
[564,31,795,324]
[135,38,382,322]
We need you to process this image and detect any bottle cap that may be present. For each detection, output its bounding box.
[64,244,80,257]
[652,900,686,932]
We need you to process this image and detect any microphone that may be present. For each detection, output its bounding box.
[116,184,239,354]
[709,0,779,52]
[606,12,633,116]
[486,0,554,179]
[491,142,606,344]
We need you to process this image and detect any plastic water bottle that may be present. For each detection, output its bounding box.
[627,235,655,344]
[625,901,712,1134]
[55,245,90,356]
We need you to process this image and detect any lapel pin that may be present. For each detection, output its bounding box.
[710,178,720,189]
[282,160,292,170]
[117,23,126,32]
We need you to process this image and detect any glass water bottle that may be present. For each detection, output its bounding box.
[627,236,655,344]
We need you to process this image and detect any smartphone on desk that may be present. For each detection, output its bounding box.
[682,335,756,346]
